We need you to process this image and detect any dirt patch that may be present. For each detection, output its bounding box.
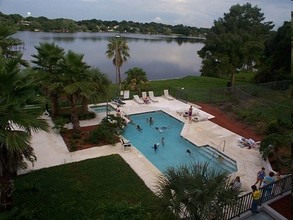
[196,102,263,141]
[60,125,103,151]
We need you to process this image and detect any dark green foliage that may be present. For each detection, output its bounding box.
[123,67,150,92]
[0,12,205,37]
[88,124,116,144]
[259,133,291,161]
[88,114,126,144]
[198,3,273,85]
[100,201,152,220]
[265,119,289,134]
[255,21,291,83]
[156,162,239,220]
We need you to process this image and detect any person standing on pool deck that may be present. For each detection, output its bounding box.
[116,105,121,117]
[254,167,266,187]
[188,106,193,122]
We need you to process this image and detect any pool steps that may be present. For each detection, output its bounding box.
[200,145,237,173]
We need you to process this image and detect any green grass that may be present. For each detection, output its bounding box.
[1,155,173,220]
[105,75,253,103]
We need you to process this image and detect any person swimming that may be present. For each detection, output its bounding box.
[155,126,167,133]
[186,149,191,155]
[153,143,159,153]
[149,117,154,125]
[155,127,163,133]
[136,125,142,131]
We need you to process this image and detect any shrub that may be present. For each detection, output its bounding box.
[88,124,117,144]
[88,114,127,145]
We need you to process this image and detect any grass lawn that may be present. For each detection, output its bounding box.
[1,155,173,220]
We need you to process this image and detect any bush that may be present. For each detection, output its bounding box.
[52,117,69,132]
[88,114,127,145]
[88,124,117,144]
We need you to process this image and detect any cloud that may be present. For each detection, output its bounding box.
[154,17,162,23]
[80,0,98,2]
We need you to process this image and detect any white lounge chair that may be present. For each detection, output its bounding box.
[142,91,147,99]
[120,138,131,151]
[123,90,130,99]
[148,91,159,102]
[142,92,150,104]
[163,89,174,100]
[133,95,144,104]
[192,115,208,122]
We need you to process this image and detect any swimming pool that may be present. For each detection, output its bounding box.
[123,111,237,174]
[89,104,116,114]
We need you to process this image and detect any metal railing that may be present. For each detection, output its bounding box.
[222,174,292,220]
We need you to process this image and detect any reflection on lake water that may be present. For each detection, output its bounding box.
[15,31,204,82]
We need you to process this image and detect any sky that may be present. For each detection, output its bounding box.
[0,0,291,28]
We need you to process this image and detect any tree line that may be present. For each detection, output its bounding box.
[0,12,208,37]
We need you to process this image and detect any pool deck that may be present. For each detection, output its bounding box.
[21,96,272,194]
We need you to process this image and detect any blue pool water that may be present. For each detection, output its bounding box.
[123,111,237,174]
[90,105,116,113]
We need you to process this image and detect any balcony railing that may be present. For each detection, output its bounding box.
[222,174,292,220]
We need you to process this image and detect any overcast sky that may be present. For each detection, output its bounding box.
[0,0,290,28]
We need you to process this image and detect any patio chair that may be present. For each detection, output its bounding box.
[192,115,208,122]
[163,89,174,100]
[120,138,131,151]
[148,91,159,102]
[142,92,150,104]
[123,90,130,99]
[133,95,144,104]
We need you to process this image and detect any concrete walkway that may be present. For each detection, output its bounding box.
[20,97,272,194]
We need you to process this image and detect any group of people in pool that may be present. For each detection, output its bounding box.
[135,116,169,132]
[152,142,192,155]
[133,116,192,155]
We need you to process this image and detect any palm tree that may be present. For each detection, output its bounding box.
[105,36,130,85]
[80,68,110,114]
[156,162,239,220]
[61,50,90,135]
[0,55,48,210]
[0,23,28,66]
[31,42,65,118]
[123,67,149,92]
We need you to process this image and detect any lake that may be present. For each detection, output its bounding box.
[14,31,204,82]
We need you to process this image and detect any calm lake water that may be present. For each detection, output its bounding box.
[14,31,204,82]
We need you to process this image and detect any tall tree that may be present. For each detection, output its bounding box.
[105,36,130,85]
[80,68,111,113]
[0,55,48,210]
[31,42,65,118]
[61,50,90,135]
[255,21,291,83]
[156,163,239,220]
[0,23,28,66]
[123,67,149,92]
[198,3,273,85]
